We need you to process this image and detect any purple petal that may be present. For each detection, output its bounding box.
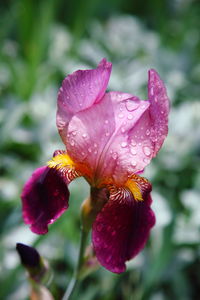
[21,166,69,234]
[57,58,112,142]
[92,188,155,273]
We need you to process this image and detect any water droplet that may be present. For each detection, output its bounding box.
[72,131,77,136]
[118,113,124,119]
[70,140,75,146]
[131,160,137,167]
[125,99,139,111]
[82,133,87,139]
[105,120,109,124]
[121,127,125,133]
[105,132,110,136]
[143,146,151,156]
[131,140,137,146]
[94,143,97,148]
[121,142,127,148]
[81,152,85,156]
[127,114,133,120]
[131,148,137,155]
[94,150,97,155]
[111,230,116,236]
[146,129,150,136]
[88,147,92,153]
[143,158,150,164]
[112,152,118,160]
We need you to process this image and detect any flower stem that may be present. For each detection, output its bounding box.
[62,228,89,300]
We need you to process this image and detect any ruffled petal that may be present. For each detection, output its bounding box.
[57,58,112,142]
[92,184,155,273]
[21,166,70,234]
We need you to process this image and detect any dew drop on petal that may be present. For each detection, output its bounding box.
[146,129,150,136]
[72,131,77,136]
[82,133,87,139]
[127,114,133,120]
[105,132,110,136]
[131,160,137,167]
[118,113,124,119]
[131,148,137,155]
[121,142,127,148]
[143,146,151,156]
[94,143,97,148]
[131,139,137,147]
[121,127,126,133]
[88,147,92,153]
[104,120,109,124]
[112,152,118,160]
[125,99,140,111]
[70,139,75,146]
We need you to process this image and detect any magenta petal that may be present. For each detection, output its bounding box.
[92,191,155,273]
[21,166,69,234]
[57,58,112,141]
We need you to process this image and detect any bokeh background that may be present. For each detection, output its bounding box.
[0,0,200,299]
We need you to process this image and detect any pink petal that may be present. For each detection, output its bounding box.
[57,58,112,142]
[92,188,155,273]
[63,69,169,184]
[21,166,69,234]
[66,91,149,183]
[148,69,170,155]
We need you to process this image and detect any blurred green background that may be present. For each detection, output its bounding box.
[0,0,200,299]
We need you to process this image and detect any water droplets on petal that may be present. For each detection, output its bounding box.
[146,129,150,136]
[125,99,140,111]
[112,152,118,160]
[127,114,133,120]
[143,146,151,156]
[82,133,87,139]
[130,148,137,155]
[70,139,75,146]
[121,142,127,148]
[131,160,137,167]
[118,113,124,119]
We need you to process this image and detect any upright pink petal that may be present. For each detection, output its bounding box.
[92,188,155,273]
[148,69,170,155]
[21,166,70,234]
[57,59,112,142]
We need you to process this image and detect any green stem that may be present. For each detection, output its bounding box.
[62,228,89,300]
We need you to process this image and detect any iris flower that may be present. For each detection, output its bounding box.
[21,59,169,273]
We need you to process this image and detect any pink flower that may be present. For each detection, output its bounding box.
[21,59,169,273]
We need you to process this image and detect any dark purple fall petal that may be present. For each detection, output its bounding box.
[92,190,155,273]
[21,166,69,234]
